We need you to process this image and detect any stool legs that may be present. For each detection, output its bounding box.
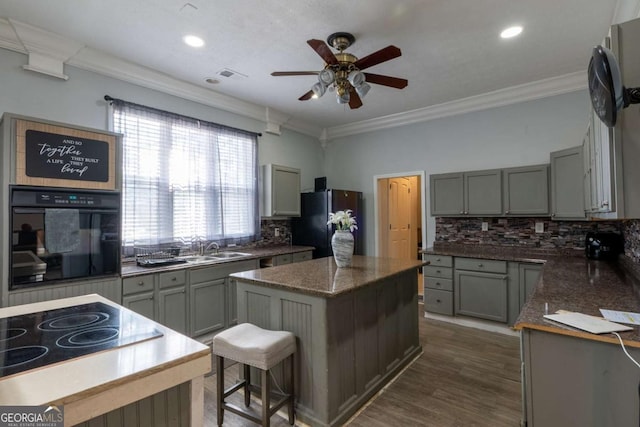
[244,364,251,407]
[216,356,224,426]
[261,368,271,427]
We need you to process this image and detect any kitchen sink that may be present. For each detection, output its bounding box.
[179,255,218,263]
[210,252,251,259]
[179,252,251,263]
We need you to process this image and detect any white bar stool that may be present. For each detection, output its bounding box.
[212,323,296,427]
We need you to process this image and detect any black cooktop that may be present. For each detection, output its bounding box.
[0,302,163,378]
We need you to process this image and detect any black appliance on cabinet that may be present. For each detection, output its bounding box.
[585,232,623,260]
[292,189,363,259]
[10,186,121,289]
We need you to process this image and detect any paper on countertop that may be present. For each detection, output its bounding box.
[544,312,633,334]
[600,309,640,326]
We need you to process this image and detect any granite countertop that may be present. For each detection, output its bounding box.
[425,243,640,348]
[121,245,315,277]
[230,255,426,297]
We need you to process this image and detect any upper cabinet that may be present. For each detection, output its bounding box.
[550,146,586,220]
[503,165,549,216]
[431,166,551,217]
[262,164,301,217]
[430,170,502,216]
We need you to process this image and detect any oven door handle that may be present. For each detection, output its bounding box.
[14,208,117,214]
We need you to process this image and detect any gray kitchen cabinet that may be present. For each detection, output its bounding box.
[122,274,156,320]
[551,146,586,220]
[423,254,454,315]
[263,164,301,217]
[430,172,464,215]
[190,277,226,336]
[122,291,155,320]
[292,250,312,263]
[522,328,640,426]
[464,169,502,215]
[430,170,502,216]
[275,253,293,265]
[158,286,187,334]
[518,263,542,310]
[503,165,549,216]
[157,271,187,333]
[454,257,508,322]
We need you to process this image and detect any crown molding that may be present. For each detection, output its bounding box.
[325,71,587,141]
[0,17,592,143]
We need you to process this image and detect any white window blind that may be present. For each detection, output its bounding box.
[112,100,259,248]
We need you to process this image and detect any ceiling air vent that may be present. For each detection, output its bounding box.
[216,68,248,80]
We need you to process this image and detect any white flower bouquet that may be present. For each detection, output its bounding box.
[327,209,358,232]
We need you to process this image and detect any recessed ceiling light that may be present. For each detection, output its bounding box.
[205,78,219,84]
[500,26,523,39]
[183,35,204,47]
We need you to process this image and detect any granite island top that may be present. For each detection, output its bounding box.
[230,255,426,297]
[121,245,315,277]
[425,243,640,348]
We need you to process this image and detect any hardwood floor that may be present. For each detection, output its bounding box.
[204,308,522,426]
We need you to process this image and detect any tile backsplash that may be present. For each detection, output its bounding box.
[435,217,622,250]
[622,219,640,263]
[258,219,292,246]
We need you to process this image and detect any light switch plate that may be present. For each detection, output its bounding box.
[274,228,280,237]
[535,222,544,233]
[481,222,489,232]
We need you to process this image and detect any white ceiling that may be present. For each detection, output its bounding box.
[0,0,637,138]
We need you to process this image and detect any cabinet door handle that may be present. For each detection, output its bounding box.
[436,282,441,287]
[436,299,441,303]
[506,210,510,214]
[460,210,464,214]
[436,270,441,274]
[478,263,483,267]
[138,281,144,286]
[172,277,177,281]
[436,258,441,261]
[464,211,468,215]
[601,201,609,207]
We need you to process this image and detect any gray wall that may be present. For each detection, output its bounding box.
[324,91,591,253]
[1,46,593,256]
[0,48,325,191]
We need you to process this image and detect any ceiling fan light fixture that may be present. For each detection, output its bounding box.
[356,82,371,98]
[348,70,366,87]
[337,87,350,104]
[311,82,326,98]
[500,26,523,39]
[318,69,336,85]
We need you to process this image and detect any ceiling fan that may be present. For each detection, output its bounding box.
[271,32,408,109]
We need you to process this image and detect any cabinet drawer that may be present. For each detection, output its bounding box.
[123,275,155,295]
[455,257,507,274]
[292,251,312,263]
[424,289,453,315]
[424,277,453,292]
[423,254,453,267]
[159,270,186,289]
[276,254,292,265]
[423,265,453,279]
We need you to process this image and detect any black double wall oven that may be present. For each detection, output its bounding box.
[10,186,121,289]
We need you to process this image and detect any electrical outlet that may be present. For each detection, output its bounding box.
[481,222,489,232]
[274,228,280,237]
[535,222,544,234]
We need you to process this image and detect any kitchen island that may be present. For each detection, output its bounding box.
[0,294,210,426]
[230,255,425,427]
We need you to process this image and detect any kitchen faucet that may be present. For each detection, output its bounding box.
[201,241,220,255]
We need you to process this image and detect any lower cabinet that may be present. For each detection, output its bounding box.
[519,263,543,309]
[189,277,226,336]
[122,290,155,320]
[158,286,187,335]
[455,269,508,322]
[422,254,454,315]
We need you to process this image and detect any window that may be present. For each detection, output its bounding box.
[112,100,259,249]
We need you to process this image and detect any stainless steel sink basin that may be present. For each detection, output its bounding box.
[179,255,218,263]
[210,252,251,259]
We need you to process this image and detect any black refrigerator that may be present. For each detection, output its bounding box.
[292,189,363,259]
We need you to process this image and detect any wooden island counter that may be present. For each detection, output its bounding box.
[230,255,425,427]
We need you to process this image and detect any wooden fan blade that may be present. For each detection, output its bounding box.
[349,90,363,109]
[299,90,314,101]
[363,73,408,89]
[354,45,402,70]
[307,39,339,65]
[271,71,319,76]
